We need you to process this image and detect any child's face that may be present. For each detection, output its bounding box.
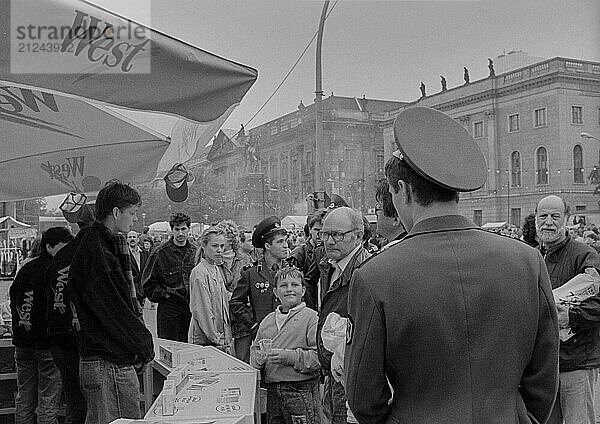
[274,276,305,310]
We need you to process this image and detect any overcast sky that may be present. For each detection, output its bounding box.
[90,0,600,130]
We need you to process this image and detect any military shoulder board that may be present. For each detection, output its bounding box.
[242,261,257,271]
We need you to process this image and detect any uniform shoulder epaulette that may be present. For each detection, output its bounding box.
[242,261,258,271]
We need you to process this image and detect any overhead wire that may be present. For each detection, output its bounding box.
[245,0,340,127]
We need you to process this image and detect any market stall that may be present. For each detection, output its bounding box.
[0,217,36,279]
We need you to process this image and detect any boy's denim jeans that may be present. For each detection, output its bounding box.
[266,377,321,424]
[79,357,141,424]
[14,347,62,424]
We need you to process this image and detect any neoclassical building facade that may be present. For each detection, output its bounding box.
[379,57,600,226]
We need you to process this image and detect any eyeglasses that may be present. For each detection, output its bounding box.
[318,229,357,242]
[59,192,87,213]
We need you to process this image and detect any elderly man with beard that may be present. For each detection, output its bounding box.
[536,195,600,424]
[142,213,197,342]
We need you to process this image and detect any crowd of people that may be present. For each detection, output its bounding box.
[6,106,600,424]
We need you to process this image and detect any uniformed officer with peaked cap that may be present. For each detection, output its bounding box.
[345,107,560,424]
[230,215,289,362]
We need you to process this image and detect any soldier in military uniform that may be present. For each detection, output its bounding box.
[345,107,560,424]
[229,216,290,363]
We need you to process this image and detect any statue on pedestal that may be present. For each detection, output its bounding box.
[440,76,447,91]
[488,58,495,77]
[463,67,470,84]
[419,82,426,98]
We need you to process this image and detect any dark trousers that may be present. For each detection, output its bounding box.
[233,334,253,363]
[49,343,86,424]
[157,301,191,342]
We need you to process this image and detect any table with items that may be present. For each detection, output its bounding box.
[141,338,265,424]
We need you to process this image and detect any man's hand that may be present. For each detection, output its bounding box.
[556,303,570,329]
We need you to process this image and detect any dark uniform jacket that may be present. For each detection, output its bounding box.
[289,240,321,310]
[69,222,154,365]
[142,238,196,306]
[316,245,370,372]
[345,215,559,424]
[229,259,281,338]
[46,227,90,347]
[10,254,53,349]
[544,234,600,372]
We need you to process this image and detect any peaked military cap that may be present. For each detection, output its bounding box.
[392,107,487,192]
[252,216,286,248]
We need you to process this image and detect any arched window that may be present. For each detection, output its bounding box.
[511,151,521,187]
[536,147,548,185]
[573,145,584,183]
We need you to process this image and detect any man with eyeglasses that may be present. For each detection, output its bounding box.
[316,206,371,424]
[345,107,559,424]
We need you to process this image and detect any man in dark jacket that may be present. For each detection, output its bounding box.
[317,206,370,424]
[10,226,73,424]
[536,194,600,424]
[142,212,196,342]
[69,181,155,423]
[46,203,95,424]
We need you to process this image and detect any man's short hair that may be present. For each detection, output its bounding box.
[385,156,459,206]
[41,226,74,255]
[169,212,191,229]
[274,266,306,287]
[95,180,141,221]
[375,179,398,218]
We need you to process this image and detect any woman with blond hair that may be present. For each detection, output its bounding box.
[188,226,233,354]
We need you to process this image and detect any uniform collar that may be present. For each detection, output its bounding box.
[408,215,479,238]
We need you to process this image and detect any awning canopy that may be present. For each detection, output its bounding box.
[481,221,508,229]
[281,215,308,230]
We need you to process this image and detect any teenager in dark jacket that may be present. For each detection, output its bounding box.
[46,203,95,424]
[142,212,196,342]
[69,181,154,423]
[10,226,73,424]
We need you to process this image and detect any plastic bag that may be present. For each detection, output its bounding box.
[321,312,347,358]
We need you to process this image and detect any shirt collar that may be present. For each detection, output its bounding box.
[277,302,305,315]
